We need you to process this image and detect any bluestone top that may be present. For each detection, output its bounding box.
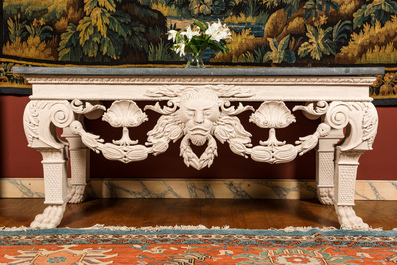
[13,66,385,76]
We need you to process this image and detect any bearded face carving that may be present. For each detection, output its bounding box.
[179,89,220,146]
[145,88,253,170]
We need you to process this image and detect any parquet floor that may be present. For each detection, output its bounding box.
[0,199,396,230]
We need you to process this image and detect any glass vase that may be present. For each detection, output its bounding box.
[186,51,205,68]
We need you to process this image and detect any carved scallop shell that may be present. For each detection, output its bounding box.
[102,100,148,128]
[250,101,296,128]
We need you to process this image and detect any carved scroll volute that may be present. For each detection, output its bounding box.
[24,100,75,149]
[324,101,378,151]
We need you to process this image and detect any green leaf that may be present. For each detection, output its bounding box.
[333,20,352,42]
[279,35,290,52]
[330,1,339,11]
[284,50,296,63]
[59,23,78,48]
[100,36,116,58]
[83,38,99,57]
[298,42,311,58]
[84,0,98,15]
[263,51,273,63]
[194,19,207,31]
[91,7,110,37]
[58,47,71,61]
[267,38,278,52]
[77,17,94,46]
[98,0,116,12]
[353,5,367,28]
[304,0,315,9]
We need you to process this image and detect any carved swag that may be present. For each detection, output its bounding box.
[62,86,377,171]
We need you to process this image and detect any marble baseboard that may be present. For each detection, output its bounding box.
[1,178,397,200]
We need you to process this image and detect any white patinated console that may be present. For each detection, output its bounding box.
[14,66,384,229]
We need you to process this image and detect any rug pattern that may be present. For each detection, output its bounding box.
[0,229,396,264]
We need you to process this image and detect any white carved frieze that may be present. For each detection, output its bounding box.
[63,96,377,171]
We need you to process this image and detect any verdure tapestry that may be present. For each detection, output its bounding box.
[1,0,397,104]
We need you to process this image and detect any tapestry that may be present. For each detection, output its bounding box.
[1,0,397,104]
[0,227,397,264]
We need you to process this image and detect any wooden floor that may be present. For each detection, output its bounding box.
[0,199,396,230]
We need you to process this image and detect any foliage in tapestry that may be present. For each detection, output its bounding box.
[2,0,397,87]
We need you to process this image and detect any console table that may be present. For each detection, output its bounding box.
[14,66,384,229]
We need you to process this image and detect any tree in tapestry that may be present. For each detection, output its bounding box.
[1,0,397,100]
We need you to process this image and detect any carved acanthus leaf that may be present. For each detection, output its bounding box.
[293,101,329,120]
[324,101,378,151]
[145,85,254,98]
[221,101,255,115]
[144,101,178,115]
[23,100,74,149]
[362,103,378,149]
[23,101,40,147]
[71,99,106,115]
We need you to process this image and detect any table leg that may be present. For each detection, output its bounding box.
[23,100,75,228]
[62,119,90,204]
[316,128,344,205]
[29,146,69,228]
[334,147,369,229]
[324,101,378,229]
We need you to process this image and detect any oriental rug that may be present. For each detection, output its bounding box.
[0,226,397,265]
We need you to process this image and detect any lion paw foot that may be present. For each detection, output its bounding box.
[30,205,66,229]
[336,205,369,230]
[67,185,86,204]
[317,187,334,205]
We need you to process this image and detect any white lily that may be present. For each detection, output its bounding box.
[174,42,186,57]
[167,30,178,42]
[205,19,232,42]
[180,25,199,41]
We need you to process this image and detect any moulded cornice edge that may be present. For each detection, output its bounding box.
[24,76,377,86]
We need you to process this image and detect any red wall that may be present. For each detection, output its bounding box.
[1,94,396,180]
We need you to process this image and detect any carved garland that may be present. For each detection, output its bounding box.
[25,88,377,169]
